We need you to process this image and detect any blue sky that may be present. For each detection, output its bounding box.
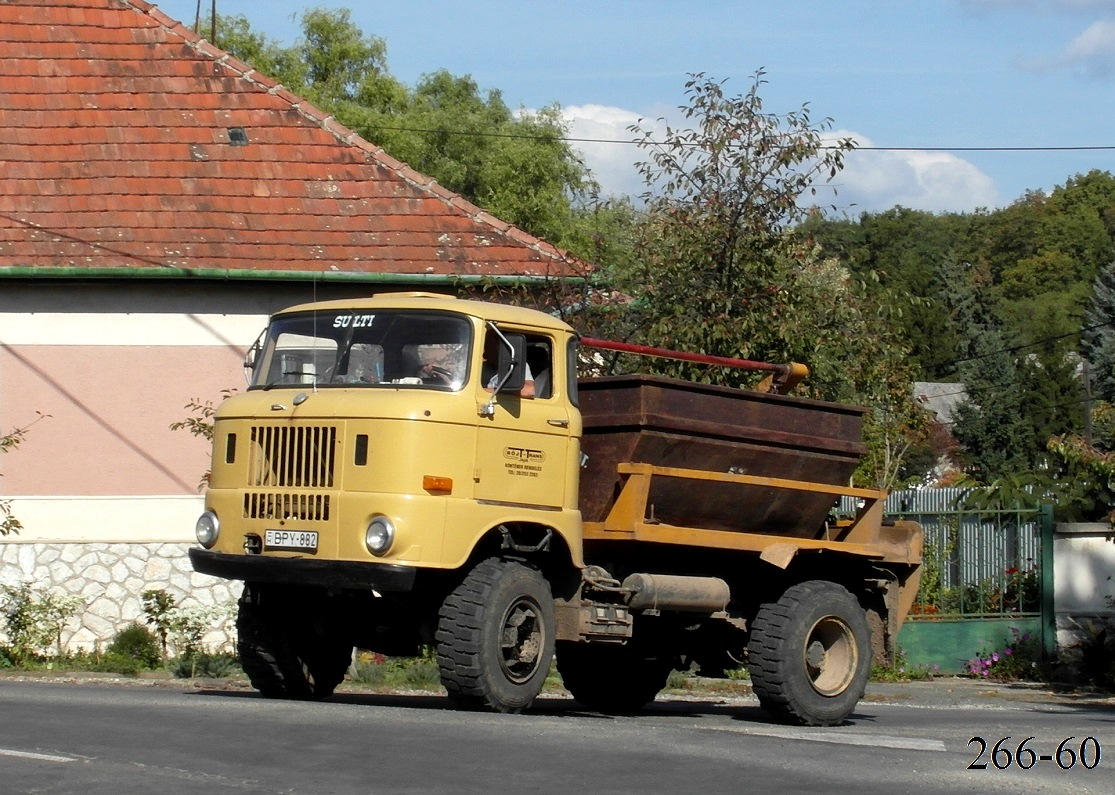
[153,1,1115,215]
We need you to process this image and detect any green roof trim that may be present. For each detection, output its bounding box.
[0,266,570,285]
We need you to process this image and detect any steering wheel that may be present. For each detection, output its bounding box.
[420,365,454,385]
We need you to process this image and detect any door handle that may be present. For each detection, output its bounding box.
[547,418,569,428]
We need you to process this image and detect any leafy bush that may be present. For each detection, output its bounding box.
[349,652,390,686]
[105,622,162,669]
[349,650,441,691]
[0,581,84,664]
[171,651,239,679]
[402,657,441,689]
[1075,624,1115,691]
[82,651,144,676]
[871,648,938,682]
[665,668,693,691]
[967,627,1048,680]
[141,589,176,661]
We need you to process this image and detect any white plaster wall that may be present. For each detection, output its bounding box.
[2,495,204,542]
[0,311,266,347]
[1054,524,1115,648]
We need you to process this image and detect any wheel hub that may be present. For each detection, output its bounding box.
[499,597,545,684]
[803,615,857,696]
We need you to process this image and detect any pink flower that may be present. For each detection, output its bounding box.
[992,653,1000,662]
[1004,648,1013,656]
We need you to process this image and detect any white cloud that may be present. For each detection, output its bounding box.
[561,104,657,199]
[827,131,1002,214]
[558,103,1002,214]
[1057,19,1115,77]
[966,1,1115,80]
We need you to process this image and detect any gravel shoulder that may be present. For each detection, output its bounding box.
[2,668,1112,712]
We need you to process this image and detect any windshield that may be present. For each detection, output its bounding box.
[250,310,472,391]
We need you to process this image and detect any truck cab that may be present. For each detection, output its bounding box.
[193,292,584,583]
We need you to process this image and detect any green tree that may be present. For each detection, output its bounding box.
[215,10,406,112]
[612,70,856,383]
[802,208,973,381]
[856,208,965,379]
[558,71,925,486]
[1083,262,1115,402]
[1015,315,1083,458]
[941,254,1031,479]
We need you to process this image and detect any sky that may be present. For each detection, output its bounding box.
[153,0,1115,215]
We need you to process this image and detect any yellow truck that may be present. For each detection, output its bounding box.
[189,292,921,726]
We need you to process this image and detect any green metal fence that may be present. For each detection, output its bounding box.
[844,489,1055,671]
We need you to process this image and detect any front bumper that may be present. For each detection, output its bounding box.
[188,548,417,593]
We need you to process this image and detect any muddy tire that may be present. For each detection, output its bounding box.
[556,640,672,714]
[236,584,352,701]
[747,580,871,726]
[435,558,555,713]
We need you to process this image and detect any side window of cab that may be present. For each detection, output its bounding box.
[524,336,553,399]
[482,328,554,400]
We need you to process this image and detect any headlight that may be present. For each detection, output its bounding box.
[195,511,220,548]
[365,516,395,556]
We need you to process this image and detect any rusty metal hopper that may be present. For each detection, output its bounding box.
[578,375,867,539]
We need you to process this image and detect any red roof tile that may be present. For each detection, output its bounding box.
[0,0,583,282]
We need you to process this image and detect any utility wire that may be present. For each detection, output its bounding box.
[361,124,1115,153]
[932,318,1115,378]
[934,388,1101,428]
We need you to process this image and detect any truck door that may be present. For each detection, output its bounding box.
[474,331,571,509]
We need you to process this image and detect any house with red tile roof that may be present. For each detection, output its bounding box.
[0,0,583,648]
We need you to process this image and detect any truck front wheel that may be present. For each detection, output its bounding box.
[435,558,555,713]
[237,584,353,701]
[747,580,871,726]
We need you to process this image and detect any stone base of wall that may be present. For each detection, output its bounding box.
[0,542,241,652]
[1056,611,1115,650]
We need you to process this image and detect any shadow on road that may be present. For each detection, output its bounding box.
[189,685,784,724]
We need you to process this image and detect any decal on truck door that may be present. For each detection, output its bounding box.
[504,447,546,478]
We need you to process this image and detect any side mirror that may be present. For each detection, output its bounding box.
[243,329,265,385]
[496,333,527,394]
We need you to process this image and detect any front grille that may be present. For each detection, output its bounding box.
[248,424,337,488]
[243,492,331,521]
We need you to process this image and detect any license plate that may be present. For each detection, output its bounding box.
[264,529,318,552]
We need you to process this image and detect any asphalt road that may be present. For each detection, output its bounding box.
[0,677,1111,794]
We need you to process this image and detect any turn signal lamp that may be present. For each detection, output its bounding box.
[423,475,453,493]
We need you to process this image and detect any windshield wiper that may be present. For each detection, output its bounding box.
[260,370,310,391]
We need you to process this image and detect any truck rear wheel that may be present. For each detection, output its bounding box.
[435,558,555,714]
[747,580,871,726]
[236,584,352,701]
[556,640,672,714]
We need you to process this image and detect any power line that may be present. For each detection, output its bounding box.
[940,318,1115,373]
[854,145,1115,153]
[810,319,1115,398]
[935,388,1100,428]
[361,124,1115,153]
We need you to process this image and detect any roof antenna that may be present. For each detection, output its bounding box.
[210,1,217,43]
